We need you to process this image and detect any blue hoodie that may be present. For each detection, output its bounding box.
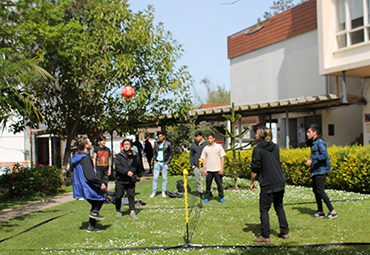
[72,153,105,201]
[310,138,332,176]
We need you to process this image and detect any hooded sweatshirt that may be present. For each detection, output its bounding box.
[72,151,105,200]
[251,140,286,193]
[190,138,208,167]
[115,149,143,184]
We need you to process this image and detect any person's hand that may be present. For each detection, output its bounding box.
[192,165,195,169]
[127,171,133,177]
[108,169,111,176]
[137,177,141,182]
[154,161,157,164]
[203,171,208,177]
[306,159,312,166]
[219,169,223,175]
[250,183,255,191]
[165,163,168,165]
[101,183,106,190]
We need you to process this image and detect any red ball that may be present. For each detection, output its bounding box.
[122,85,135,99]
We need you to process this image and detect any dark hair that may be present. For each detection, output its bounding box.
[195,131,203,136]
[98,135,106,142]
[256,127,272,143]
[158,131,165,136]
[308,124,320,135]
[206,133,215,138]
[122,138,132,146]
[78,137,89,150]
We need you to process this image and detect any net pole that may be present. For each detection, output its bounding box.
[183,169,190,245]
[198,158,203,205]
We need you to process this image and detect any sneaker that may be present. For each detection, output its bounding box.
[203,198,210,203]
[116,211,122,218]
[253,236,271,243]
[162,192,166,198]
[323,211,338,220]
[276,232,289,239]
[89,212,105,220]
[130,213,139,220]
[149,192,156,198]
[311,212,325,218]
[220,198,226,204]
[86,226,102,233]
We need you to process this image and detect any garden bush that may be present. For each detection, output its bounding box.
[0,164,64,198]
[169,145,370,193]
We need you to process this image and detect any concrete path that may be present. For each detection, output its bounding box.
[0,158,153,222]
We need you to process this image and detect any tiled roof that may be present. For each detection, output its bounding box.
[227,0,317,59]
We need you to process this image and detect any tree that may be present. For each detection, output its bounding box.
[0,1,55,132]
[258,0,309,22]
[192,77,230,108]
[13,0,192,169]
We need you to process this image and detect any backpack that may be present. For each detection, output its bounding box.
[176,180,191,193]
[167,190,184,198]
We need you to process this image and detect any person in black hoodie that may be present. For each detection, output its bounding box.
[115,138,143,220]
[250,127,289,243]
[190,131,208,196]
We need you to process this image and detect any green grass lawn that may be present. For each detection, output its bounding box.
[1,176,370,254]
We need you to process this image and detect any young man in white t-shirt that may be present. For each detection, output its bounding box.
[201,133,227,204]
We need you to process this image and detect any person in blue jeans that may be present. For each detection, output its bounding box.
[306,124,338,220]
[150,132,173,198]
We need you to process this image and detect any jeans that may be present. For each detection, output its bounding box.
[115,181,136,211]
[152,162,168,193]
[205,171,223,199]
[312,174,334,212]
[193,167,206,192]
[96,166,109,187]
[259,190,289,238]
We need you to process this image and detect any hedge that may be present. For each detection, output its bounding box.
[169,145,370,193]
[0,164,65,198]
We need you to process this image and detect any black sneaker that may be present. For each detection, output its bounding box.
[86,226,103,233]
[323,211,338,220]
[311,212,325,218]
[89,212,105,220]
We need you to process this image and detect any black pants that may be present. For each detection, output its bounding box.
[312,174,334,212]
[146,156,153,172]
[96,167,109,187]
[205,171,223,199]
[87,199,104,227]
[115,181,136,211]
[259,190,289,238]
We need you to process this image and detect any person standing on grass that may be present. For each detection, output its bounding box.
[306,124,338,220]
[93,135,111,189]
[144,137,154,174]
[115,138,142,220]
[201,133,226,204]
[190,130,208,197]
[250,127,289,243]
[72,137,106,233]
[150,132,173,198]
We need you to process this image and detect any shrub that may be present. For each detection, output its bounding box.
[0,164,64,198]
[170,145,370,193]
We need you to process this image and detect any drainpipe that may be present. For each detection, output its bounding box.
[238,118,242,148]
[285,110,290,149]
[342,71,348,103]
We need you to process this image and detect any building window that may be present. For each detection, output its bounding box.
[336,0,370,48]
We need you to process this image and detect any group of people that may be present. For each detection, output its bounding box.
[72,124,338,242]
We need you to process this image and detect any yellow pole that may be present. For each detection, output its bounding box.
[183,169,189,224]
[198,158,203,193]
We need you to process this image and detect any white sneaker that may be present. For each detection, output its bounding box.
[162,192,166,198]
[149,192,155,198]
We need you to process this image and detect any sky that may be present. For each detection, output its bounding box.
[128,0,275,101]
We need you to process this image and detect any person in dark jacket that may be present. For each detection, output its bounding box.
[72,137,106,233]
[144,137,154,174]
[306,124,337,220]
[150,132,173,198]
[115,138,143,220]
[190,131,208,196]
[250,127,289,243]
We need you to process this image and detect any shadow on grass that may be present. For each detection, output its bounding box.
[242,223,260,237]
[80,222,112,231]
[291,206,316,216]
